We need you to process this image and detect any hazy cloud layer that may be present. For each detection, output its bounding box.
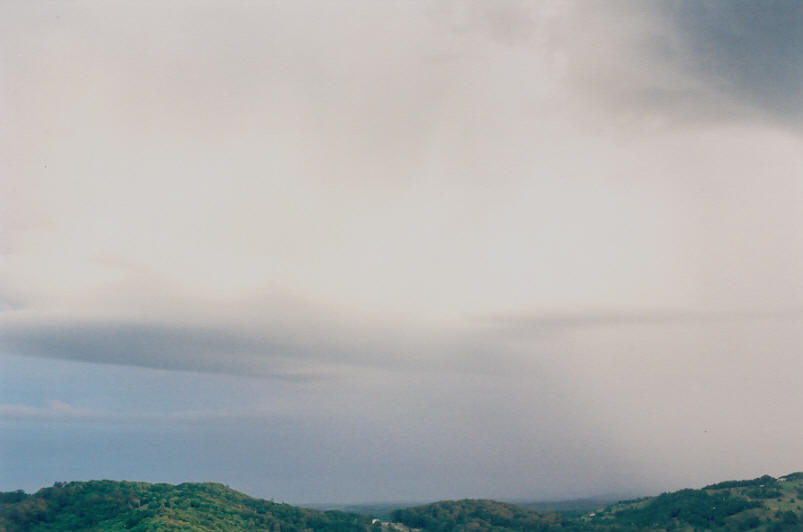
[0,400,274,424]
[2,0,802,502]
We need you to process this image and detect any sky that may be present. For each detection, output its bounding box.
[1,0,803,504]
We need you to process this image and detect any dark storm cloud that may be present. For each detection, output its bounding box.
[0,311,517,378]
[655,0,803,127]
[3,305,802,378]
[0,319,308,378]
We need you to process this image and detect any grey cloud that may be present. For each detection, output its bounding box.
[653,0,803,128]
[4,306,801,378]
[0,296,19,312]
[481,0,802,131]
[430,0,555,47]
[0,311,516,378]
[0,318,309,378]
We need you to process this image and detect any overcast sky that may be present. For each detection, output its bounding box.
[2,0,803,504]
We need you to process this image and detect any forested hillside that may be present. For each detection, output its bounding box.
[391,473,803,532]
[390,499,562,531]
[0,480,367,532]
[2,473,803,531]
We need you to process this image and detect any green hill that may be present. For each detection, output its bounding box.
[390,473,803,532]
[0,480,368,532]
[587,472,803,531]
[2,473,803,531]
[390,499,562,531]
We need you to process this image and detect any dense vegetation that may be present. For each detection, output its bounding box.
[606,489,760,529]
[705,476,779,491]
[0,480,368,532]
[391,473,803,532]
[590,473,803,531]
[2,473,803,531]
[391,499,561,532]
[516,497,626,517]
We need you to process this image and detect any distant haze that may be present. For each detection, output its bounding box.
[1,1,802,503]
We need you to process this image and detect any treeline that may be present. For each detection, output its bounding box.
[609,489,760,529]
[0,480,368,531]
[391,499,561,532]
[390,472,803,532]
[3,473,803,532]
[705,476,779,491]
